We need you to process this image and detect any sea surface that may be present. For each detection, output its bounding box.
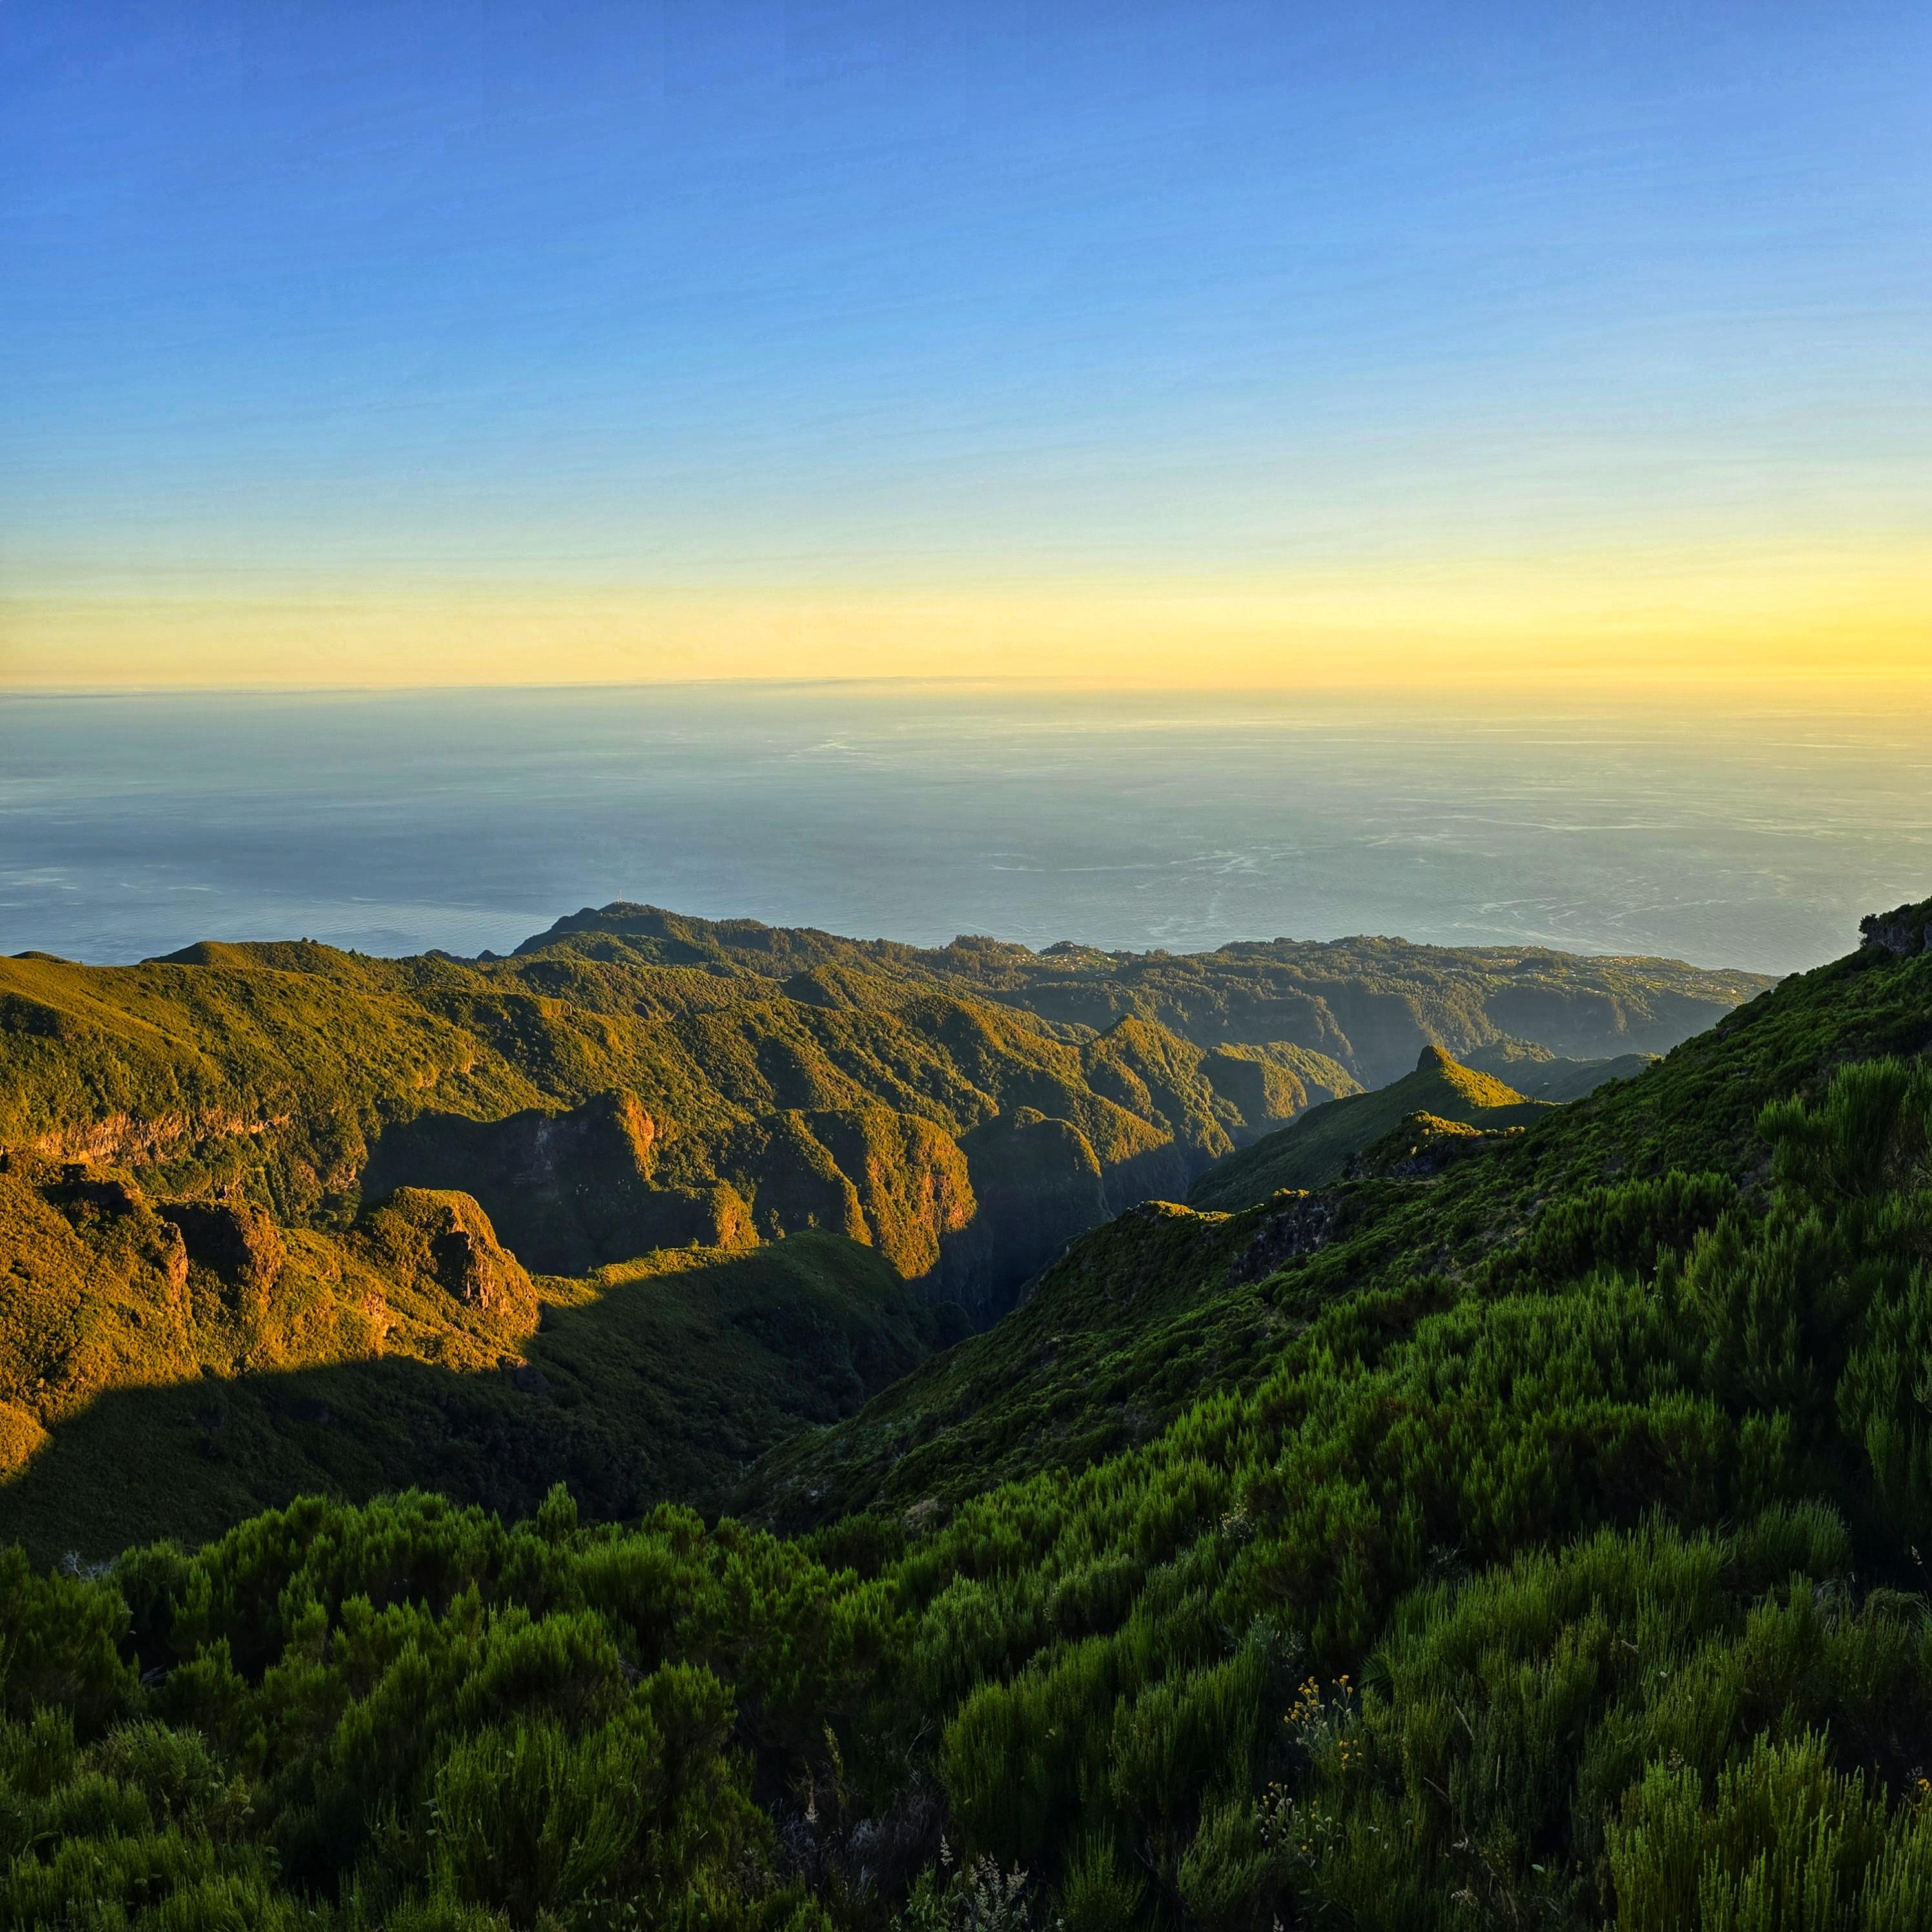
[2,684,1927,977]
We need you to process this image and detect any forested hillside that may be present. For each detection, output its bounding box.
[0,901,1926,1928]
[0,906,1754,1560]
[518,902,1763,1085]
[1,907,1756,1281]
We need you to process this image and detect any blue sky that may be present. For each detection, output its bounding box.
[3,1,1927,683]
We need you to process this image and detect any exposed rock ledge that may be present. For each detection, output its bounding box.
[1229,1190,1338,1286]
[1860,899,1932,959]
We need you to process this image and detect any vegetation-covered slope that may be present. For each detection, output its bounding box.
[0,934,1364,1326]
[0,909,1754,1289]
[1188,1043,1554,1207]
[522,902,1767,1084]
[0,905,1753,1514]
[0,1142,934,1560]
[0,903,1924,1929]
[0,908,1752,1571]
[1463,1041,1657,1100]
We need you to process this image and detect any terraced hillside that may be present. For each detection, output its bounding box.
[0,901,1922,1929]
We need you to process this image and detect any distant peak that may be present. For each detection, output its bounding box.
[1415,1043,1457,1073]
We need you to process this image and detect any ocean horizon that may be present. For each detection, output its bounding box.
[4,682,1927,977]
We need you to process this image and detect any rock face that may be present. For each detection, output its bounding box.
[355,1187,537,1327]
[431,1224,500,1307]
[364,1092,746,1275]
[157,1221,190,1297]
[1861,899,1932,958]
[1228,1191,1339,1285]
[161,1201,286,1299]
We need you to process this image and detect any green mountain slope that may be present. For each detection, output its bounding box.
[0,1142,931,1561]
[0,901,1919,1928]
[752,912,1932,1541]
[0,940,1348,1327]
[0,907,1760,1571]
[522,901,1770,1083]
[0,905,1753,1346]
[1189,1043,1554,1207]
[0,899,1921,1929]
[0,909,1770,1510]
[1463,1040,1658,1100]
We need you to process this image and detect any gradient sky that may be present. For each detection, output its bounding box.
[4,0,1928,688]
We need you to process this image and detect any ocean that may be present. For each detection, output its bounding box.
[2,684,1927,976]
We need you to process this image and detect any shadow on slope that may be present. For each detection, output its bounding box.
[361,1076,1198,1328]
[0,1231,930,1567]
[737,1191,1335,1536]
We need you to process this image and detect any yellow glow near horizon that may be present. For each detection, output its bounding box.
[3,542,1927,695]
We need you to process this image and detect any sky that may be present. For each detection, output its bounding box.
[3,0,1928,690]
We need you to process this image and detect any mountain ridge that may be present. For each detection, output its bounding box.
[1188,1040,1556,1209]
[2,899,1927,1927]
[0,905,1765,1561]
[0,904,1756,1318]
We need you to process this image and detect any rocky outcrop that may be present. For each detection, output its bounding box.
[1860,899,1932,958]
[801,1107,974,1279]
[161,1200,286,1298]
[431,1224,499,1306]
[355,1187,535,1324]
[1228,1190,1339,1285]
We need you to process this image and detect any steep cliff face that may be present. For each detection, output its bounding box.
[159,1201,286,1304]
[364,1085,1179,1326]
[945,1109,1108,1321]
[363,1091,751,1273]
